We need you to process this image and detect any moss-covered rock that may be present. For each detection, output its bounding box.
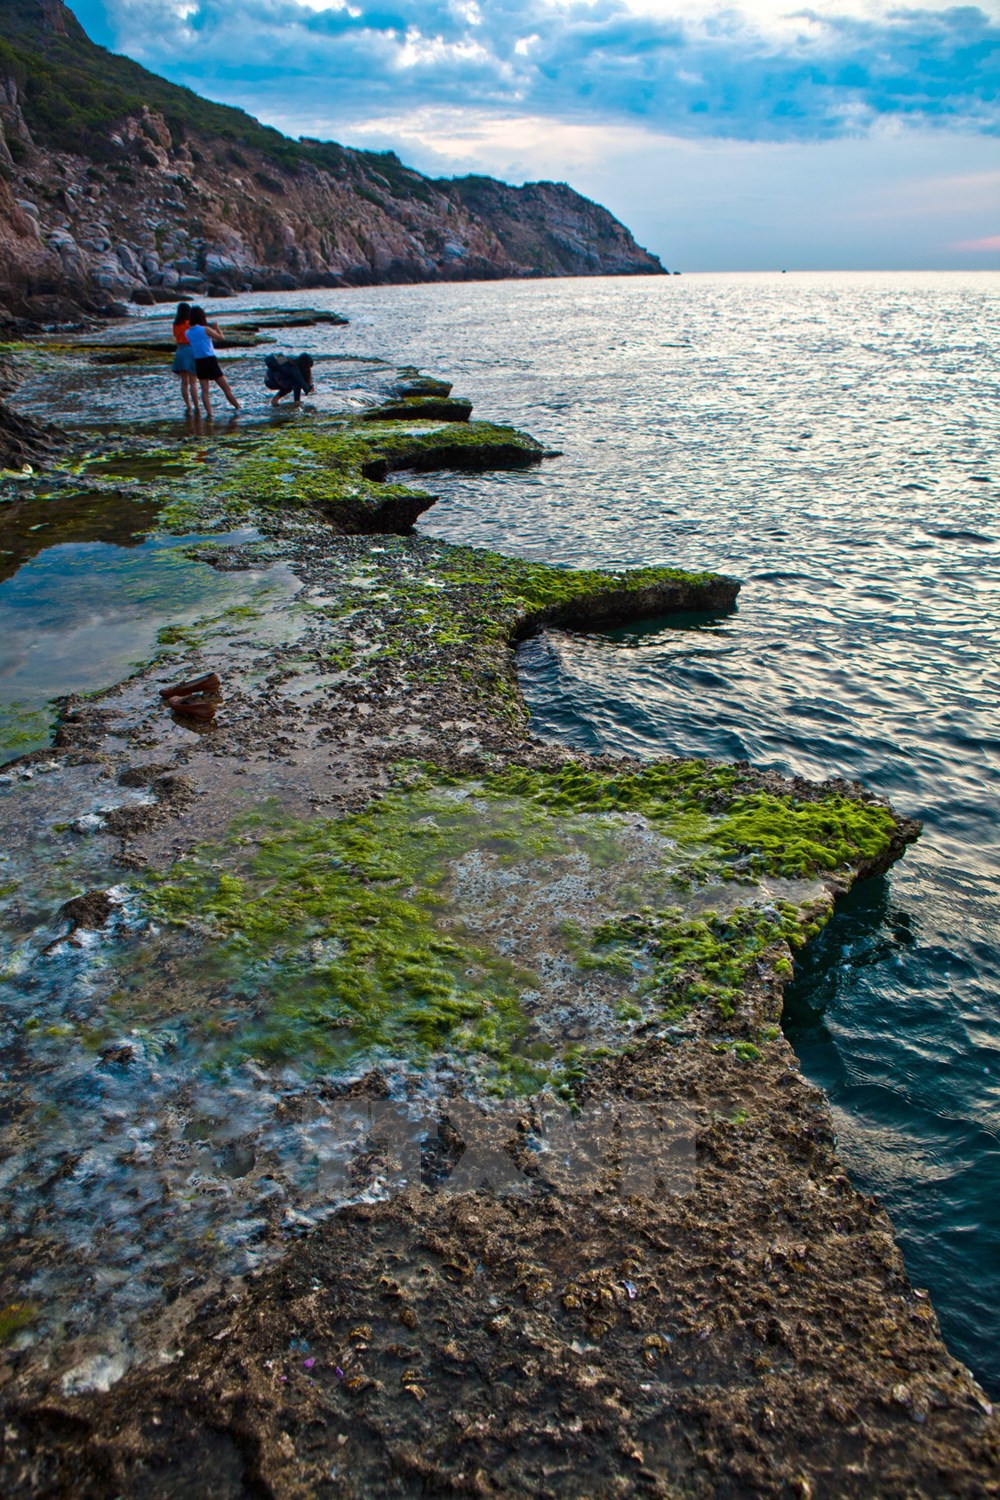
[46,418,547,535]
[362,397,473,423]
[392,376,453,399]
[135,757,894,1085]
[229,309,349,330]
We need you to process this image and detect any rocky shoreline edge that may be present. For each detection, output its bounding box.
[0,341,997,1497]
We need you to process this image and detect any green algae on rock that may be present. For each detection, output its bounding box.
[0,703,54,756]
[144,795,544,1086]
[588,901,829,1024]
[295,541,739,723]
[55,419,548,536]
[392,376,453,399]
[487,762,900,877]
[228,309,350,330]
[134,762,889,1089]
[362,397,474,423]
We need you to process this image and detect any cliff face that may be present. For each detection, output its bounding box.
[449,176,664,277]
[0,0,665,321]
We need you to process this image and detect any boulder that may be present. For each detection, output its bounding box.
[393,376,453,399]
[20,293,88,324]
[203,251,242,277]
[116,243,144,277]
[47,228,85,278]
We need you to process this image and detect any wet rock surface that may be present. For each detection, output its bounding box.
[7,1054,997,1499]
[0,340,996,1496]
[363,396,474,423]
[0,356,65,470]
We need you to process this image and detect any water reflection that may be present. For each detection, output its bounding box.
[0,516,287,759]
[0,487,158,585]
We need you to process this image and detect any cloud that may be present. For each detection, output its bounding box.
[952,232,1000,248]
[298,106,667,181]
[98,0,1000,145]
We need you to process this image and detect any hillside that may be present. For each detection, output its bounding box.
[0,0,665,321]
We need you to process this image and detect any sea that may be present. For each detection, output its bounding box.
[3,271,998,1392]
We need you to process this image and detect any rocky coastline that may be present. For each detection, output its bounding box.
[0,0,665,327]
[0,331,997,1497]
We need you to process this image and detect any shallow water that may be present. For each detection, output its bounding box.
[3,273,998,1394]
[0,503,300,757]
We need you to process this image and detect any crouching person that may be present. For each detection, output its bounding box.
[265,353,315,407]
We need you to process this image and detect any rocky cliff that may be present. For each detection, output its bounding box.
[0,0,665,322]
[449,176,663,278]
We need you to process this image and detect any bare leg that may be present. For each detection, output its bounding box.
[178,373,193,414]
[271,390,287,407]
[184,372,197,411]
[199,378,213,417]
[215,374,240,410]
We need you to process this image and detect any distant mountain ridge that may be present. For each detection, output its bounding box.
[0,0,665,321]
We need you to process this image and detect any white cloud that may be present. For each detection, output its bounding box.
[101,0,1000,147]
[618,0,1000,28]
[394,27,496,70]
[338,106,666,173]
[452,0,484,24]
[294,0,357,12]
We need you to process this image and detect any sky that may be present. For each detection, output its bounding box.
[69,0,1000,269]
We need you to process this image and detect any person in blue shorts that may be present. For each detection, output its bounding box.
[185,307,241,417]
[171,302,197,414]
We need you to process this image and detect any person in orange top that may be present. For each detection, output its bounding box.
[171,301,197,415]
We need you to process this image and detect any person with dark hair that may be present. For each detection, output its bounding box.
[171,301,197,414]
[264,352,314,407]
[185,306,240,416]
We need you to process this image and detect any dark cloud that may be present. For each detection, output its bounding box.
[103,0,1000,141]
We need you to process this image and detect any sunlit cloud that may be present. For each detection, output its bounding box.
[952,232,1000,250]
[97,0,1000,145]
[318,107,668,176]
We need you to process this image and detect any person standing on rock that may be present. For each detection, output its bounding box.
[171,302,198,415]
[185,307,240,417]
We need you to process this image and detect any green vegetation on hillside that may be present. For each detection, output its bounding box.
[0,0,430,195]
[0,0,292,161]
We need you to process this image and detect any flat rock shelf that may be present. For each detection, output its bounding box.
[0,335,996,1498]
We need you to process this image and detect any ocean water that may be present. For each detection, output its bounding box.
[5,272,998,1393]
